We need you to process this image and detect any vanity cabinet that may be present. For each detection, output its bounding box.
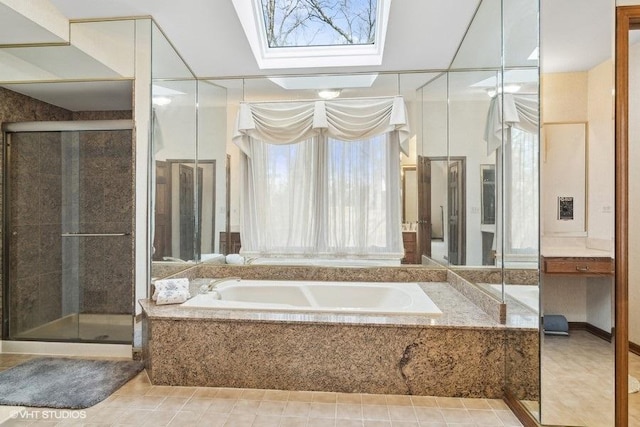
[402,231,417,264]
[542,256,614,276]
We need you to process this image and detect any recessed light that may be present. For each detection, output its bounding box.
[318,89,341,100]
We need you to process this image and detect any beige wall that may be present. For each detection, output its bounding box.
[541,62,615,331]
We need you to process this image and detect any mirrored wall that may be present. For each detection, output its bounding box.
[147,0,540,419]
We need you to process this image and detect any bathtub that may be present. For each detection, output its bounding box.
[182,280,442,316]
[491,284,539,313]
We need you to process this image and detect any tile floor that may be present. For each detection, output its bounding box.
[537,330,640,426]
[0,354,524,427]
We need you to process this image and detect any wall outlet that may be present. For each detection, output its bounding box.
[470,206,480,214]
[602,205,612,213]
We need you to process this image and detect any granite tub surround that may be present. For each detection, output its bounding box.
[447,270,506,325]
[195,264,448,283]
[452,267,540,286]
[143,318,509,398]
[141,280,539,399]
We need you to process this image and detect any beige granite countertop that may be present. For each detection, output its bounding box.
[140,280,536,330]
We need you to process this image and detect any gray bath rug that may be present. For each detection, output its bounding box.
[0,357,144,409]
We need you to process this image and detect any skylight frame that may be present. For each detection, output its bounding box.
[232,0,392,70]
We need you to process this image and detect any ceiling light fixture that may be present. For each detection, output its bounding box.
[152,96,172,106]
[486,84,521,98]
[318,89,341,99]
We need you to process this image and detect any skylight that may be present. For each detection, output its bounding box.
[260,0,377,48]
[232,0,392,69]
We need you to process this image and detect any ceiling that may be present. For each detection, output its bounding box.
[0,0,620,111]
[44,0,617,77]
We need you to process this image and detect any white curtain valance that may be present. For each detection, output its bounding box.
[233,96,411,156]
[484,93,539,155]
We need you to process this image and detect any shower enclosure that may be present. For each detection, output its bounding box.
[2,120,134,344]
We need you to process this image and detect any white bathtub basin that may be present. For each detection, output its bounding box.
[181,280,442,316]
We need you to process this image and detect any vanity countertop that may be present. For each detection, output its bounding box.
[540,246,613,258]
[541,246,613,258]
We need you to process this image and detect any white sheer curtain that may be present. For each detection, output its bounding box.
[234,96,408,259]
[484,93,539,260]
[505,128,539,253]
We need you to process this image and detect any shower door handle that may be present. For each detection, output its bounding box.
[61,233,131,237]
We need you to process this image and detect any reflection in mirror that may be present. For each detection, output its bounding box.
[539,0,616,424]
[150,22,198,274]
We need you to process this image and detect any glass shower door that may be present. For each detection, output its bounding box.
[5,124,134,344]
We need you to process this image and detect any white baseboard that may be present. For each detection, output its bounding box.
[1,340,132,358]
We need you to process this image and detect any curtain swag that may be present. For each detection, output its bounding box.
[233,96,411,156]
[484,93,539,155]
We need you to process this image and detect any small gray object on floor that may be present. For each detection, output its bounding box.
[543,314,569,336]
[0,357,144,409]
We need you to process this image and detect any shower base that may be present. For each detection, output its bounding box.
[13,314,132,344]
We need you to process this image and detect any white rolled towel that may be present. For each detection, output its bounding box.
[152,278,190,301]
[226,254,245,265]
[156,288,190,305]
[201,253,226,264]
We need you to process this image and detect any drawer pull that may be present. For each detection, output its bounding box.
[576,266,590,272]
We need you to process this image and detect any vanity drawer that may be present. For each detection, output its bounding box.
[542,256,614,276]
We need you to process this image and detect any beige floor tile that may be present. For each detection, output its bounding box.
[192,387,219,398]
[117,408,158,425]
[206,398,237,414]
[154,396,187,412]
[283,401,311,417]
[385,395,412,406]
[389,421,418,427]
[262,390,290,401]
[409,395,437,407]
[495,409,524,426]
[127,395,166,410]
[252,414,282,426]
[231,399,261,415]
[288,390,314,402]
[216,388,244,399]
[168,387,196,398]
[335,419,364,427]
[221,413,256,426]
[180,397,213,413]
[308,417,337,427]
[387,406,416,422]
[336,403,363,420]
[486,398,509,410]
[461,398,492,410]
[362,404,390,421]
[144,385,173,397]
[337,393,363,404]
[140,409,178,426]
[434,397,464,409]
[256,400,286,416]
[467,408,503,425]
[439,408,473,423]
[309,402,337,418]
[313,392,338,403]
[279,417,308,427]
[361,394,387,405]
[362,421,392,427]
[166,410,205,427]
[413,406,444,423]
[240,388,266,400]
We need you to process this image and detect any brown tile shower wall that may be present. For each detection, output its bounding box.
[0,88,72,337]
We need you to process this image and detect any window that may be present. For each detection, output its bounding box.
[231,0,391,69]
[241,134,403,259]
[260,0,377,47]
